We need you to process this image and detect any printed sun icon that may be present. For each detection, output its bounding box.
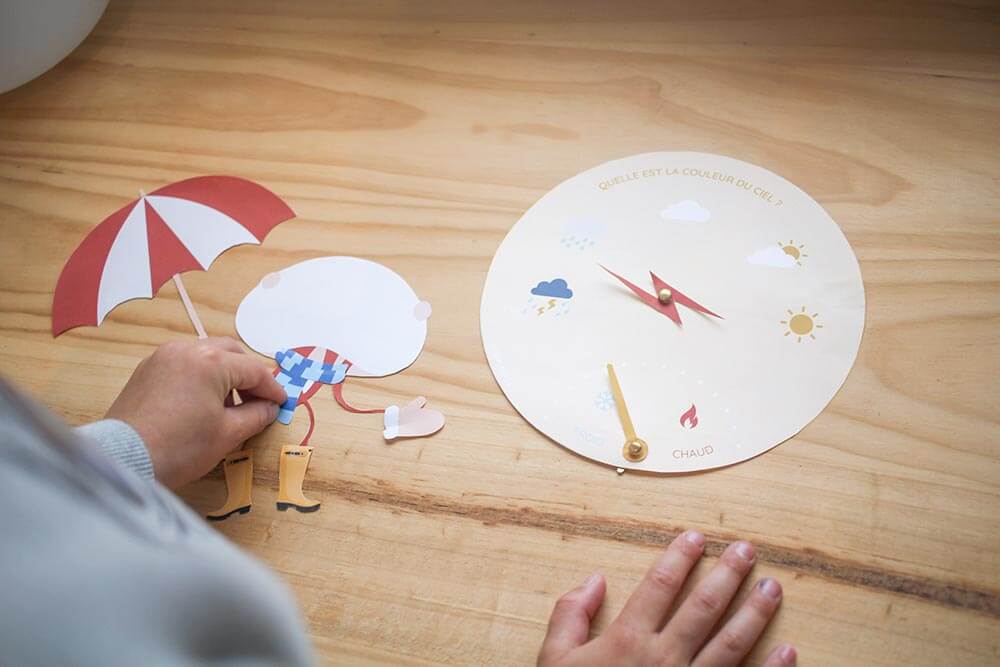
[781,307,823,343]
[778,240,808,266]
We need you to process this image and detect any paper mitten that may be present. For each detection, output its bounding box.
[383,397,445,440]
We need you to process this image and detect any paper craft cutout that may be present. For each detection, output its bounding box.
[600,266,722,326]
[214,257,445,519]
[383,397,446,439]
[235,259,445,435]
[206,450,254,522]
[52,175,295,337]
[277,445,321,513]
[481,152,865,473]
[237,257,430,378]
[273,349,348,424]
[650,271,723,320]
[607,362,649,463]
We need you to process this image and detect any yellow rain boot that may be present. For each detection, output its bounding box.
[277,445,321,513]
[206,450,254,521]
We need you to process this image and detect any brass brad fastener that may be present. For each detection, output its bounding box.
[623,438,648,462]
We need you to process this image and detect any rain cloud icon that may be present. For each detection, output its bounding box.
[531,278,573,299]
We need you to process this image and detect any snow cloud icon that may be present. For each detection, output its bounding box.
[531,278,573,299]
[661,199,711,223]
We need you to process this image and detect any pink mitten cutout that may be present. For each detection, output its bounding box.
[383,397,445,440]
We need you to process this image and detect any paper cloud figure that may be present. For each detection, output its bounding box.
[237,257,430,377]
[531,278,573,299]
[746,246,797,268]
[218,257,445,523]
[661,199,711,223]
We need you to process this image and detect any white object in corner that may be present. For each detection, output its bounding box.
[0,0,109,94]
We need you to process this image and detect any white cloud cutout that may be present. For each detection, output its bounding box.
[660,199,711,223]
[746,246,797,268]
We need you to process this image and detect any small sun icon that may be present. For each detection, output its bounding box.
[781,306,823,342]
[778,240,808,266]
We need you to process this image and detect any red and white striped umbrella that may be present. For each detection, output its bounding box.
[52,175,294,337]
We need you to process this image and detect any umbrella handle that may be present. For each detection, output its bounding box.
[172,273,207,339]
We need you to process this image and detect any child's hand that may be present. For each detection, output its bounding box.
[538,531,794,667]
[106,338,286,488]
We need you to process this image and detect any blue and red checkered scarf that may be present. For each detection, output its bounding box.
[273,348,348,424]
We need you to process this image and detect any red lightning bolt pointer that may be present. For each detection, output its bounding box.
[649,272,723,320]
[601,265,682,325]
[601,265,723,325]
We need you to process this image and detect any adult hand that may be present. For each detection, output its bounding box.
[538,531,795,667]
[106,337,286,488]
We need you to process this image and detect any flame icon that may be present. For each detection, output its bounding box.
[679,404,698,429]
[536,298,557,316]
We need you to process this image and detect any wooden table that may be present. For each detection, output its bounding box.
[1,1,997,664]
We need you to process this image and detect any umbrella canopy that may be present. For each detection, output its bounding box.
[52,175,294,336]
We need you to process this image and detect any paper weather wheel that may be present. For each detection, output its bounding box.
[480,152,864,473]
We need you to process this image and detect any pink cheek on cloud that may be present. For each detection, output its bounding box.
[261,272,281,289]
[413,301,432,321]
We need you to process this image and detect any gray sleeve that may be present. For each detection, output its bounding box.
[75,419,155,480]
[1,381,315,666]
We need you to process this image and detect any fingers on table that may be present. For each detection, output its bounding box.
[693,578,784,667]
[761,643,797,666]
[539,573,607,662]
[660,541,757,659]
[616,530,707,632]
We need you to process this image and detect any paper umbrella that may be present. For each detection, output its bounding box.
[52,175,294,337]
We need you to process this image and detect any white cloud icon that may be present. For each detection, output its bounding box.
[746,246,797,268]
[660,199,711,223]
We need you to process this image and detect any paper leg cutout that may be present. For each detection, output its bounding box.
[206,450,253,521]
[332,382,383,414]
[300,400,316,446]
[383,397,446,440]
[277,445,320,513]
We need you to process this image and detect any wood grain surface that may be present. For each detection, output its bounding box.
[1,1,998,664]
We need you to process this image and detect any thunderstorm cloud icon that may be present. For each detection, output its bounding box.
[531,278,573,299]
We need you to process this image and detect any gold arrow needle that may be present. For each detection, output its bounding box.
[606,363,648,462]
